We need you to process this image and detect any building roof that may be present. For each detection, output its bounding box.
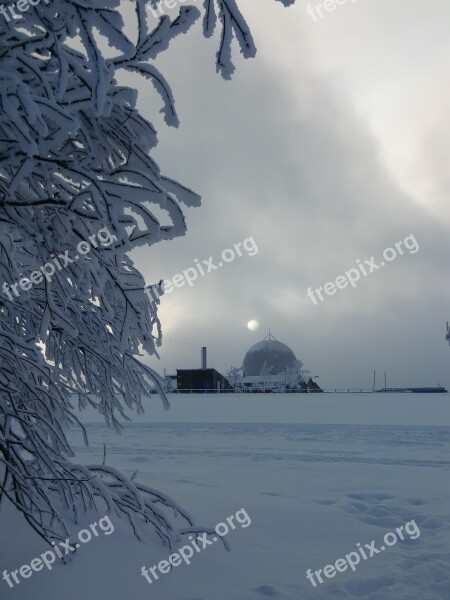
[242,331,297,376]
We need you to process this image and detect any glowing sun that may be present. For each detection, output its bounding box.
[247,320,260,332]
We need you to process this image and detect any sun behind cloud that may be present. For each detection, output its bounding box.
[247,320,260,332]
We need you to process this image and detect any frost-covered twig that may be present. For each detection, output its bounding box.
[0,0,295,547]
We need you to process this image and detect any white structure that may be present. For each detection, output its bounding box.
[229,331,311,392]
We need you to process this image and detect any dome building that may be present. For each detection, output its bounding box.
[236,331,315,392]
[242,332,297,377]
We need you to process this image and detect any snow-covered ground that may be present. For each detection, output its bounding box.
[2,393,450,599]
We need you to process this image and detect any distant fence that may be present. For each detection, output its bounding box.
[169,388,376,394]
[323,389,375,393]
[172,388,233,394]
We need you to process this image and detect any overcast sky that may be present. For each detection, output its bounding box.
[123,0,450,389]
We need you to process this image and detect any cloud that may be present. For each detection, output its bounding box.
[123,1,450,388]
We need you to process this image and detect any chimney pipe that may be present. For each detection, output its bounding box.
[201,347,207,369]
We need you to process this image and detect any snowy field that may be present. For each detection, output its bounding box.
[2,393,450,599]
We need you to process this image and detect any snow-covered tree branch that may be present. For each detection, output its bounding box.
[0,0,295,547]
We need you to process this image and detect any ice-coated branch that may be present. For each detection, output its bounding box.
[0,0,296,546]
